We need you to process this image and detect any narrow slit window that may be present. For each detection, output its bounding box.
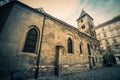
[87,44,91,55]
[80,44,82,54]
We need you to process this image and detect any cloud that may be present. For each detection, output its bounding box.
[74,0,120,26]
[62,0,117,27]
[19,0,120,27]
[20,0,78,19]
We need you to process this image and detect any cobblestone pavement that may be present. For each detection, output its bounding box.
[61,65,120,80]
[30,65,120,80]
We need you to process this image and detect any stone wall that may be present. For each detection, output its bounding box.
[39,16,103,76]
[0,3,44,79]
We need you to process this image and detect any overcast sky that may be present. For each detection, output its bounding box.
[19,0,120,27]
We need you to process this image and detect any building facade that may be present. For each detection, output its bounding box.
[95,15,120,65]
[0,1,102,80]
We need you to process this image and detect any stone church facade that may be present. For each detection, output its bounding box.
[0,1,102,79]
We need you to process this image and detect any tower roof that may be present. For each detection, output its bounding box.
[79,10,87,17]
[77,10,93,21]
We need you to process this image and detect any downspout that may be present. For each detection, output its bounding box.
[35,15,46,79]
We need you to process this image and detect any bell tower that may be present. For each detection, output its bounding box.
[76,10,96,38]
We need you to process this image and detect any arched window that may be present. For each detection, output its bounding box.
[68,38,73,53]
[23,28,38,53]
[87,43,91,55]
[81,25,85,29]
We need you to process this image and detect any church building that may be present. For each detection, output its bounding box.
[0,1,102,79]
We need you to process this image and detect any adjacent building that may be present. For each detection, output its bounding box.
[0,1,102,80]
[95,15,120,64]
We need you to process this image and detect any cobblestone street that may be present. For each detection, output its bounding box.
[35,65,120,80]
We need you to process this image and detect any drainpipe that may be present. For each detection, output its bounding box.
[35,15,46,79]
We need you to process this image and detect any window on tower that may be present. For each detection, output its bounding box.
[81,25,85,29]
